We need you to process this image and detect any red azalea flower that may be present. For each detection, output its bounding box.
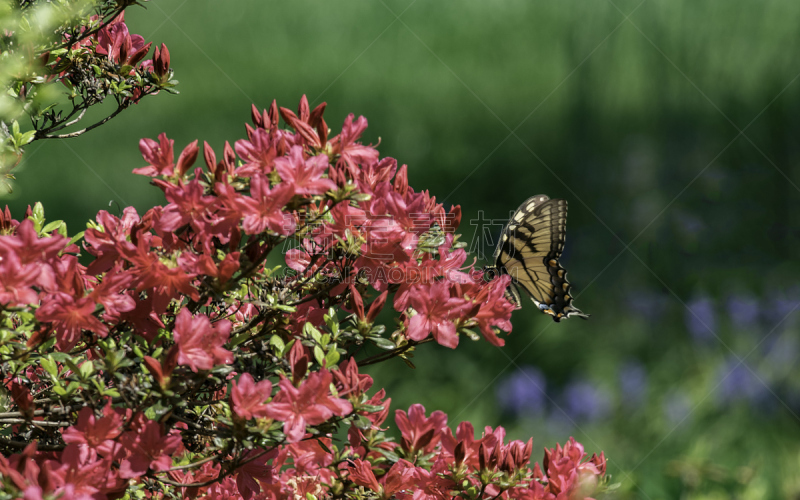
[330,114,379,176]
[234,127,280,177]
[157,177,217,233]
[231,373,273,420]
[0,444,42,498]
[264,369,352,443]
[287,438,334,476]
[36,292,109,351]
[46,444,116,499]
[134,132,174,177]
[381,460,416,498]
[0,250,41,306]
[168,461,220,500]
[118,420,181,479]
[274,146,337,196]
[240,174,296,235]
[0,219,66,264]
[89,265,136,322]
[95,13,147,64]
[406,282,471,349]
[194,251,241,284]
[84,207,141,275]
[395,404,448,455]
[441,421,482,469]
[172,308,233,372]
[332,357,374,401]
[461,273,515,346]
[212,181,248,237]
[347,459,381,492]
[124,238,200,302]
[61,403,126,456]
[543,437,605,497]
[235,449,278,500]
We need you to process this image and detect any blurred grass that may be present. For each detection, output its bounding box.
[8,0,800,497]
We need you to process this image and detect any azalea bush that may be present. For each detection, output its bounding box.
[0,96,609,499]
[0,0,175,191]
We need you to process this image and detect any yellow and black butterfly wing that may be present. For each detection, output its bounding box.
[494,195,588,322]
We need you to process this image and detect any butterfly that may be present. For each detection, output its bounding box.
[484,194,588,322]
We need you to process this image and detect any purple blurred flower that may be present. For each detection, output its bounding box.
[685,296,716,342]
[726,294,760,329]
[619,361,647,407]
[496,366,547,417]
[662,390,692,425]
[768,290,800,325]
[765,334,799,370]
[627,291,669,321]
[562,379,611,422]
[716,357,769,405]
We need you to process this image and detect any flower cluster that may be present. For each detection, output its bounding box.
[2,2,176,186]
[0,97,606,498]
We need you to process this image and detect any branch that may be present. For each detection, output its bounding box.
[0,418,71,427]
[0,436,65,452]
[357,338,432,367]
[37,105,126,139]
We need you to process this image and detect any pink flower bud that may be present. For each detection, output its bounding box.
[309,102,327,128]
[366,291,388,324]
[203,141,216,172]
[154,43,170,78]
[251,103,263,128]
[176,140,199,177]
[394,164,408,196]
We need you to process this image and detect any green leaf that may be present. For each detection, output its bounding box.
[67,231,85,247]
[18,130,34,146]
[63,358,80,375]
[269,335,285,354]
[324,309,339,337]
[272,303,297,313]
[79,361,94,379]
[376,448,401,463]
[303,322,322,343]
[40,356,58,380]
[324,347,340,368]
[370,337,397,350]
[41,220,63,235]
[354,415,372,430]
[229,332,250,348]
[313,345,325,366]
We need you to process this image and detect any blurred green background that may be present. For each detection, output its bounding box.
[8,0,800,497]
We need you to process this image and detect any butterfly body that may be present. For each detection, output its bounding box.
[486,194,588,322]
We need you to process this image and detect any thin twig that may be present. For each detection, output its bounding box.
[39,105,126,139]
[0,418,71,427]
